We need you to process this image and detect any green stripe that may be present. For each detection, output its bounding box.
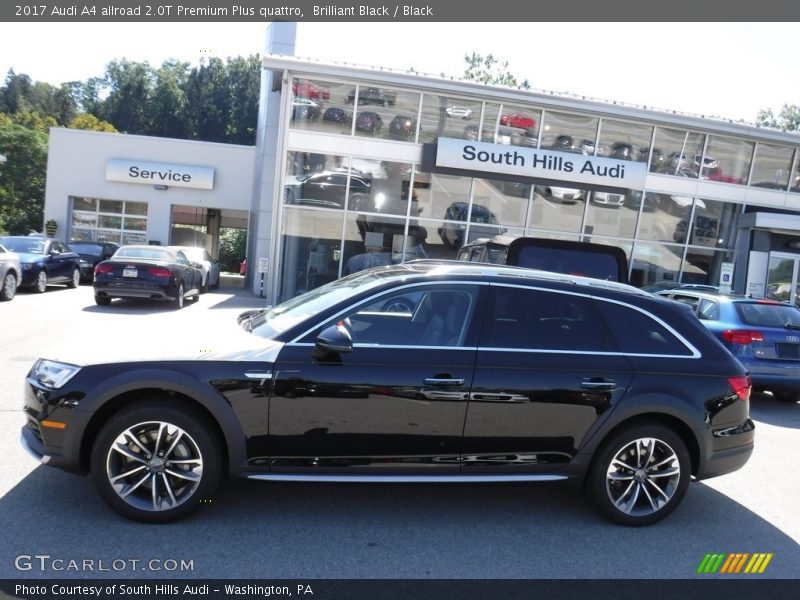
[710,554,726,574]
[697,554,713,573]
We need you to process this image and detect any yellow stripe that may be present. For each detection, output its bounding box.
[734,553,749,573]
[744,554,759,574]
[750,554,766,573]
[720,554,736,574]
[758,554,773,574]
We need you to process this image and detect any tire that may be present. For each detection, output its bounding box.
[210,275,220,291]
[586,421,690,526]
[0,272,17,301]
[172,283,185,310]
[95,295,111,306]
[772,390,799,402]
[200,274,208,294]
[66,268,80,289]
[90,400,222,523]
[33,270,48,293]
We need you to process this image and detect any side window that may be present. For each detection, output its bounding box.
[469,246,484,262]
[671,293,700,313]
[697,299,719,321]
[319,286,478,347]
[483,287,606,351]
[597,301,693,356]
[176,252,190,266]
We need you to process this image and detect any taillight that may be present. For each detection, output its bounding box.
[728,375,752,401]
[94,264,112,275]
[148,267,171,278]
[722,330,764,345]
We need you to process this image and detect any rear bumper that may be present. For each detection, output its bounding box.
[94,284,176,301]
[696,439,754,480]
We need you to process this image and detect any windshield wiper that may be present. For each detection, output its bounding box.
[784,322,800,330]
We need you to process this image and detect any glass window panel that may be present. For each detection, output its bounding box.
[578,237,633,265]
[284,152,350,209]
[596,301,693,356]
[350,160,413,218]
[750,143,793,189]
[649,127,706,177]
[70,228,95,241]
[124,201,147,216]
[98,215,122,229]
[471,178,528,230]
[419,94,481,143]
[346,83,419,141]
[290,78,352,135]
[121,231,145,245]
[72,211,97,229]
[584,190,639,238]
[791,152,800,193]
[279,207,344,301]
[637,192,685,243]
[99,200,124,214]
[342,212,415,276]
[527,184,587,233]
[596,119,653,162]
[630,241,683,288]
[702,136,753,185]
[123,217,147,232]
[496,103,540,147]
[72,197,97,211]
[414,218,460,260]
[480,103,501,143]
[540,111,599,154]
[414,171,472,227]
[682,248,734,285]
[687,198,740,250]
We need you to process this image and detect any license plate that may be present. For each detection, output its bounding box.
[123,268,138,278]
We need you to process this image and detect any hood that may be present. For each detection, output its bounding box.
[45,327,284,367]
[15,252,45,264]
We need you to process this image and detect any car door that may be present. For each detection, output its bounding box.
[175,251,200,292]
[269,283,485,473]
[462,284,634,473]
[48,241,71,281]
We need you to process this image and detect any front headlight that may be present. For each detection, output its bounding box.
[31,359,81,389]
[21,263,34,271]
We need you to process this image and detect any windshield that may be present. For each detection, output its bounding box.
[71,243,104,256]
[0,238,45,254]
[248,268,403,339]
[734,301,800,329]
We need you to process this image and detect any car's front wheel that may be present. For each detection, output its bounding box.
[0,272,17,301]
[587,421,690,526]
[172,282,185,309]
[90,400,222,523]
[94,295,111,306]
[67,267,80,289]
[33,270,48,293]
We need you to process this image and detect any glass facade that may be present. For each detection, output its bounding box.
[278,72,800,300]
[70,197,147,244]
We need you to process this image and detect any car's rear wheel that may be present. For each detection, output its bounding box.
[172,283,185,310]
[33,270,47,293]
[94,295,111,306]
[587,422,690,526]
[199,274,208,294]
[90,401,222,523]
[0,272,17,301]
[67,267,80,289]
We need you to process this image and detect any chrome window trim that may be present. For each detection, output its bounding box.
[287,278,701,359]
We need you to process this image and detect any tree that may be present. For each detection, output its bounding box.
[217,227,247,273]
[226,55,261,145]
[756,105,800,131]
[0,116,48,234]
[149,60,191,138]
[100,59,154,134]
[463,52,530,89]
[184,57,231,143]
[68,113,117,132]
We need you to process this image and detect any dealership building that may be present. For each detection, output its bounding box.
[43,23,800,305]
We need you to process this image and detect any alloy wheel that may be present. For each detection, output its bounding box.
[105,421,204,512]
[1,273,16,300]
[35,270,47,293]
[605,437,681,517]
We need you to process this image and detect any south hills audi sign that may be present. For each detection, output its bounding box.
[433,137,647,189]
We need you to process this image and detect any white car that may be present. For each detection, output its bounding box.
[445,105,473,119]
[169,246,220,293]
[591,191,625,207]
[0,243,21,301]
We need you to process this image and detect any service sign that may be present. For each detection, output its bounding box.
[106,159,215,190]
[436,137,647,189]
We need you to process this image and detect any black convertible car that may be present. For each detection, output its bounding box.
[22,261,753,525]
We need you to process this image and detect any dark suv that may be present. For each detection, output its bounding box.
[22,261,752,525]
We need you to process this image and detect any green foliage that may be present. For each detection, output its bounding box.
[68,113,117,132]
[217,227,247,273]
[0,116,48,234]
[463,52,530,89]
[756,105,800,131]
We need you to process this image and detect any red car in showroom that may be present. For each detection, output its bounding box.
[499,113,537,129]
[292,80,330,101]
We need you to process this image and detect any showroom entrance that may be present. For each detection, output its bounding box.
[170,204,250,276]
[766,251,800,305]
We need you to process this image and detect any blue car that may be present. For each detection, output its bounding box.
[0,236,81,293]
[657,289,800,401]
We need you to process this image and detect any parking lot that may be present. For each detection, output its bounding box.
[1,283,799,579]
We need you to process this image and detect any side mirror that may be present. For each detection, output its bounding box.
[315,324,353,354]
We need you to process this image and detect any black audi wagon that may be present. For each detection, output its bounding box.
[21,261,754,525]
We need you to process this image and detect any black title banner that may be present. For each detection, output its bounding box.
[3,0,800,21]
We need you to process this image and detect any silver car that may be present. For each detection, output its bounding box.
[169,246,221,293]
[0,243,21,301]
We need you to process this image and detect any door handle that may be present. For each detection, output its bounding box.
[424,378,465,386]
[581,379,616,390]
[245,371,273,380]
[469,392,529,403]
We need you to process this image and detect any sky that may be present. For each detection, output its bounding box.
[0,22,797,124]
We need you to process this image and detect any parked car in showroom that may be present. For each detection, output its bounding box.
[0,236,80,293]
[291,98,321,121]
[93,245,202,309]
[169,246,220,292]
[656,288,800,401]
[292,80,330,101]
[284,169,372,209]
[322,107,352,125]
[0,242,21,300]
[499,113,536,129]
[21,261,754,525]
[355,111,383,135]
[445,105,473,119]
[438,202,506,248]
[345,86,396,106]
[388,115,417,140]
[68,240,119,283]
